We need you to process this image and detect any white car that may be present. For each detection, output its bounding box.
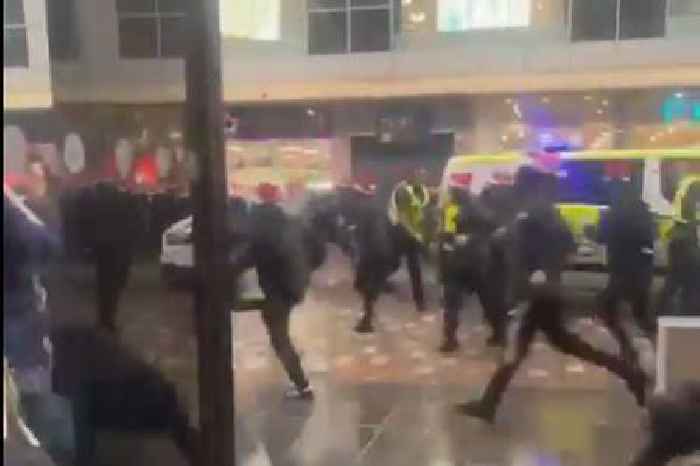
[160,212,265,302]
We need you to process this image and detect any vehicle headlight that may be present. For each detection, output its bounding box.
[165,231,191,245]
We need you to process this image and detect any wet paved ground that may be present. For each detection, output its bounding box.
[48,248,699,466]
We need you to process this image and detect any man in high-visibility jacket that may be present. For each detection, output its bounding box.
[388,169,430,311]
[438,180,507,352]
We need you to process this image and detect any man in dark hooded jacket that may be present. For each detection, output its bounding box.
[439,184,508,352]
[245,183,313,399]
[596,180,657,366]
[87,182,144,333]
[458,167,647,423]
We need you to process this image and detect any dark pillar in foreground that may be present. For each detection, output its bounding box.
[184,0,235,464]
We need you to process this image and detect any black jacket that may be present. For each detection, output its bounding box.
[248,203,310,305]
[598,199,655,275]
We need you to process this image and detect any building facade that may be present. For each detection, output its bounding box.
[4,0,700,192]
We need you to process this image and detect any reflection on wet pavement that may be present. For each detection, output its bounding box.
[51,250,696,466]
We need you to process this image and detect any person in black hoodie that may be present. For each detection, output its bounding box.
[438,185,508,352]
[595,180,657,366]
[457,167,647,423]
[87,182,144,333]
[246,183,313,399]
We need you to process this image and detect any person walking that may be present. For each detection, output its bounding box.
[246,183,313,399]
[457,167,647,423]
[595,180,657,365]
[438,181,507,352]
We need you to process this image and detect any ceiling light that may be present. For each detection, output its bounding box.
[584,95,593,101]
[601,99,609,106]
[505,98,513,104]
[541,96,550,104]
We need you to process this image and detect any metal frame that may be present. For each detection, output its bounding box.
[307,0,393,54]
[655,317,700,395]
[117,0,186,58]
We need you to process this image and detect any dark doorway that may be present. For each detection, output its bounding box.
[351,133,454,204]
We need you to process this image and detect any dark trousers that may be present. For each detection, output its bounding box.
[261,296,308,390]
[474,291,641,413]
[442,271,507,345]
[395,226,425,309]
[657,266,699,316]
[599,272,657,364]
[95,248,132,331]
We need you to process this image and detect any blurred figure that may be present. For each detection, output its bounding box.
[85,182,143,333]
[657,178,700,316]
[245,182,313,399]
[4,185,58,394]
[595,180,657,365]
[438,182,507,352]
[51,326,197,465]
[339,181,402,333]
[632,381,700,466]
[457,168,647,423]
[458,284,647,423]
[387,168,430,312]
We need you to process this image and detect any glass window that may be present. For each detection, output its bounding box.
[571,0,617,41]
[572,0,666,41]
[308,11,348,54]
[3,27,28,67]
[3,0,27,68]
[670,0,700,15]
[117,0,186,58]
[619,0,666,39]
[220,0,280,40]
[350,9,391,51]
[556,160,643,205]
[4,0,24,24]
[160,16,187,57]
[437,0,531,32]
[308,0,392,54]
[47,0,80,60]
[118,17,159,58]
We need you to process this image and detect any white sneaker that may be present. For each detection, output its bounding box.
[284,384,314,400]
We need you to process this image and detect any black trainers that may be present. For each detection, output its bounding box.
[284,384,314,400]
[456,400,496,424]
[439,338,460,353]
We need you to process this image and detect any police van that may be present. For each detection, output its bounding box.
[438,149,700,268]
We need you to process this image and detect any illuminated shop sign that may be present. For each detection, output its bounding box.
[662,95,700,123]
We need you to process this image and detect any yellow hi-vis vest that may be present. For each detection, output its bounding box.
[442,201,460,235]
[672,175,700,224]
[388,181,429,242]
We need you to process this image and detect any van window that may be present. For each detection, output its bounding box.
[660,159,700,203]
[556,160,643,205]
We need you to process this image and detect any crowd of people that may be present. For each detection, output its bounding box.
[4,152,700,464]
